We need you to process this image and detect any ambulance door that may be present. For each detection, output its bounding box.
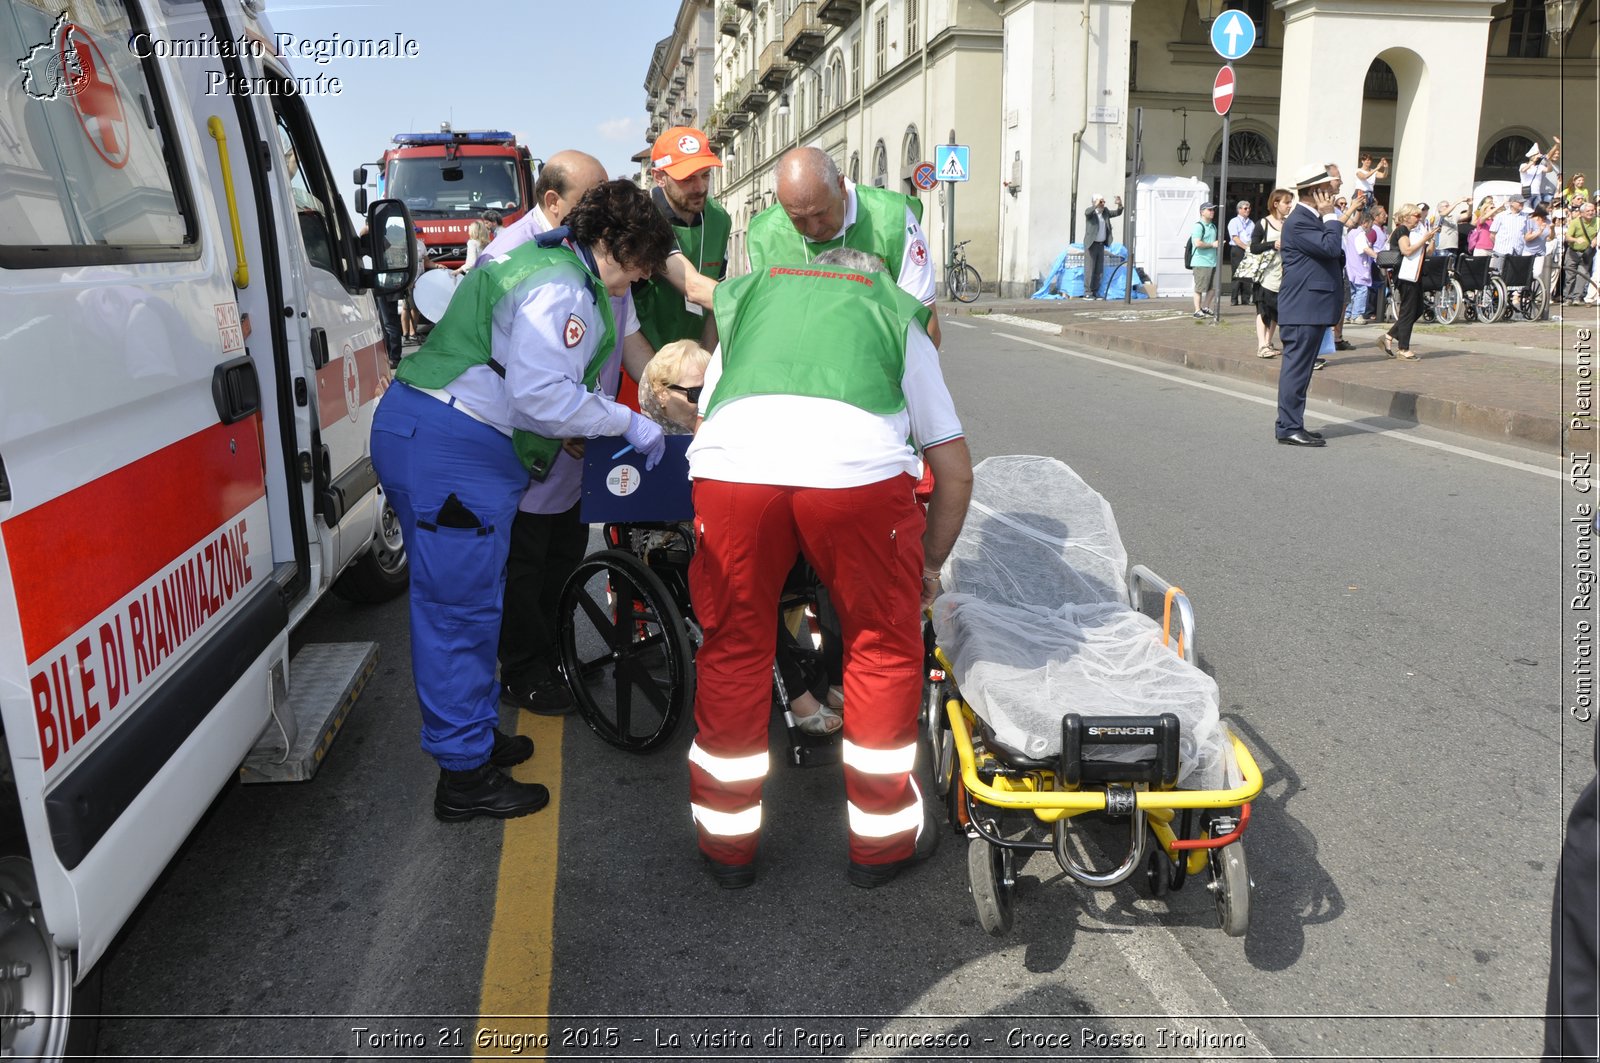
[0,0,288,994]
[262,84,388,586]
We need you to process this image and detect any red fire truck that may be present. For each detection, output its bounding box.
[361,127,536,270]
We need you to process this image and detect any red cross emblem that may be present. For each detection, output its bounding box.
[343,346,361,423]
[910,240,928,266]
[563,314,587,348]
[64,28,128,170]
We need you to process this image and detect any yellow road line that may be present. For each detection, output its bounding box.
[475,711,564,1059]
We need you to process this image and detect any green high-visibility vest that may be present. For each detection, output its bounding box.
[746,183,923,278]
[634,196,732,348]
[706,264,930,418]
[395,239,616,479]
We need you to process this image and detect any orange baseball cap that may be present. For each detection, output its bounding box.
[651,126,722,180]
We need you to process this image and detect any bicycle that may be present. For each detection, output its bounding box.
[946,240,981,304]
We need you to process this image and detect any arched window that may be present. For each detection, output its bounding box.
[903,126,920,168]
[1480,134,1537,181]
[1208,130,1274,167]
[849,151,861,183]
[825,51,844,114]
[872,140,888,188]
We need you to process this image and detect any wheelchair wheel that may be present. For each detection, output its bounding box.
[1140,845,1173,899]
[1476,277,1508,323]
[1433,278,1463,325]
[559,549,693,752]
[967,837,1015,936]
[1208,840,1251,937]
[1523,278,1548,321]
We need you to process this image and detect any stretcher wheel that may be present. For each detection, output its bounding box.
[967,837,1015,936]
[559,549,693,752]
[1141,846,1173,898]
[1208,841,1250,937]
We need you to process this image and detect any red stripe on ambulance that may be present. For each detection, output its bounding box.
[3,418,265,664]
[315,340,387,431]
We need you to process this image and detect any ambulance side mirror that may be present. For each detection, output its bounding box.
[364,199,415,296]
[353,167,368,214]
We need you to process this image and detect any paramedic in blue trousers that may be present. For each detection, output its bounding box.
[371,181,676,821]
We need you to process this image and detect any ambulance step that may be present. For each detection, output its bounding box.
[240,642,378,784]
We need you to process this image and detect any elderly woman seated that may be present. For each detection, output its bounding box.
[639,340,844,735]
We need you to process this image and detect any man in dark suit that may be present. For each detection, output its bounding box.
[1275,164,1362,447]
[1082,193,1123,299]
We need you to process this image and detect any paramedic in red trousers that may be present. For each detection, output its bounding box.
[747,147,941,347]
[372,181,675,821]
[684,247,973,889]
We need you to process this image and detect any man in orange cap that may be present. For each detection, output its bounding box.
[634,126,732,355]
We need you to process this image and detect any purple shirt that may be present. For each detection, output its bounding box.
[1344,229,1374,286]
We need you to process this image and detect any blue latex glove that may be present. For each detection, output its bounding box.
[624,412,666,471]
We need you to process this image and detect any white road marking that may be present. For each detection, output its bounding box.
[990,329,1562,480]
[985,313,1064,334]
[944,318,978,329]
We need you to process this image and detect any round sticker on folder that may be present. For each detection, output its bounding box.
[607,465,641,497]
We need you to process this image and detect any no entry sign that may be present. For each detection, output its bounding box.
[1212,65,1236,116]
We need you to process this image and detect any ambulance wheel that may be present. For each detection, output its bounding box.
[967,837,1014,936]
[334,499,409,603]
[1209,840,1251,937]
[0,805,100,1059]
[559,550,693,752]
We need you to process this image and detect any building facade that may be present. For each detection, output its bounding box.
[638,1,722,184]
[644,0,1598,295]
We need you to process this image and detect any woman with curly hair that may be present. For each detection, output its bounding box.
[372,179,676,824]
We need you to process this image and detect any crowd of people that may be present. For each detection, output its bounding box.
[1180,138,1597,375]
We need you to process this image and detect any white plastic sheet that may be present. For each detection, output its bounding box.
[932,456,1225,789]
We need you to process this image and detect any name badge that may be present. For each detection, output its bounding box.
[685,297,704,317]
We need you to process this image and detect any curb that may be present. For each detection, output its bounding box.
[1046,323,1564,453]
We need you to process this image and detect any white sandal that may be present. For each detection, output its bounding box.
[792,703,842,736]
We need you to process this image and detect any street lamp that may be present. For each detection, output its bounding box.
[776,92,791,117]
[1196,0,1224,24]
[1545,0,1579,41]
[1175,108,1191,167]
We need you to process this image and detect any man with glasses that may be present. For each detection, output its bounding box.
[1228,200,1258,305]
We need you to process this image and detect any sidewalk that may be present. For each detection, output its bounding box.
[949,296,1596,453]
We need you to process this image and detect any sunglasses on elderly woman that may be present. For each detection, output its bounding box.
[666,384,703,403]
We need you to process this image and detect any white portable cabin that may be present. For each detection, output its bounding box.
[1134,176,1210,298]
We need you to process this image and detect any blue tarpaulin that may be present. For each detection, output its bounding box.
[1031,243,1147,300]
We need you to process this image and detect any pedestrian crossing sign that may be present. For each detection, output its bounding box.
[935,144,970,183]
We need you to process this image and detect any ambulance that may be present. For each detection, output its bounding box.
[0,0,417,1054]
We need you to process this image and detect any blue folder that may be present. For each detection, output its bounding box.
[580,434,695,524]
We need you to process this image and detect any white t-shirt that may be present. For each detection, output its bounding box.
[787,180,938,306]
[688,322,962,488]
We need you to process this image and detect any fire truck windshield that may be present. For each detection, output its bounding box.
[386,157,522,218]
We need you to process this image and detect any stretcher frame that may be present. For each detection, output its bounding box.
[925,563,1264,937]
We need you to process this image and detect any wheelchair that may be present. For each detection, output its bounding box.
[1381,254,1462,325]
[555,479,841,765]
[1496,254,1548,321]
[922,456,1262,938]
[1453,255,1506,323]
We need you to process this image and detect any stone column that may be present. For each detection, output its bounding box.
[1274,0,1498,204]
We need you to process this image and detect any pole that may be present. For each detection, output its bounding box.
[1124,107,1143,306]
[946,127,956,295]
[1213,66,1230,325]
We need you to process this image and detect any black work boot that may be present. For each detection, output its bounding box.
[434,764,549,822]
[847,800,941,888]
[488,727,534,767]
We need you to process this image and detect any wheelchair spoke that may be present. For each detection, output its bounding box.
[575,589,620,646]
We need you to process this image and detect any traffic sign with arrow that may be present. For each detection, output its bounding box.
[1209,10,1257,61]
[1212,65,1235,116]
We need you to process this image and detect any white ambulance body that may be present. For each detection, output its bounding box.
[0,0,415,1054]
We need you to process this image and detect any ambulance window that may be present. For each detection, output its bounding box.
[0,0,196,266]
[270,99,355,285]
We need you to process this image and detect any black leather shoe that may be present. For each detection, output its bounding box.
[489,727,533,768]
[704,856,756,890]
[434,764,550,822]
[1276,429,1327,447]
[847,806,941,889]
[1303,428,1324,440]
[1334,339,1356,351]
[501,677,576,717]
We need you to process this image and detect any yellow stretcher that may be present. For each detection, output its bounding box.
[923,566,1264,938]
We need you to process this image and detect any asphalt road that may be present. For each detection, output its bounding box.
[97,318,1587,1061]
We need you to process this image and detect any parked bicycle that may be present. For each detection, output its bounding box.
[946,239,981,304]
